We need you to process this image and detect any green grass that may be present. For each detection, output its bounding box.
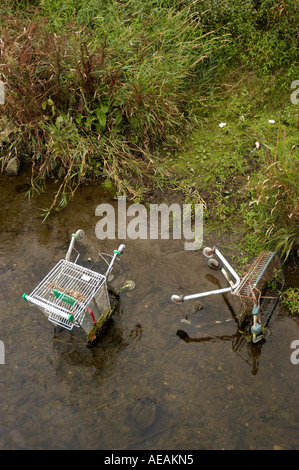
[0,0,298,260]
[169,69,299,260]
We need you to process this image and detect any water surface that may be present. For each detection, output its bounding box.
[0,169,298,450]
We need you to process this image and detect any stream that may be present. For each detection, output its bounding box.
[0,168,298,450]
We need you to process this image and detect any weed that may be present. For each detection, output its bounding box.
[281,287,299,315]
[0,1,226,215]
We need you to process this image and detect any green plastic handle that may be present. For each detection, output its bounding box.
[53,289,76,305]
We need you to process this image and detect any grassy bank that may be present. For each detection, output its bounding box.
[0,0,298,263]
[0,0,228,201]
[171,68,298,262]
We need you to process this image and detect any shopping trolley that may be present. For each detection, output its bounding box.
[22,230,126,343]
[171,246,285,343]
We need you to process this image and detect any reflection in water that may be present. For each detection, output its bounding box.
[51,316,142,369]
[176,329,233,344]
[233,334,263,376]
[176,328,263,376]
[205,272,237,320]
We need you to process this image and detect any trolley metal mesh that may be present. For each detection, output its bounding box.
[230,251,285,327]
[29,259,110,330]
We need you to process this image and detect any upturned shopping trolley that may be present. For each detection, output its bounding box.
[23,230,126,343]
[171,246,285,343]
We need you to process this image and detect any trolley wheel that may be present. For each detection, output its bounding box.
[208,258,220,270]
[121,280,135,291]
[203,247,214,258]
[75,229,85,241]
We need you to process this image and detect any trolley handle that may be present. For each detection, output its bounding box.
[65,229,85,262]
[105,244,126,279]
[171,246,241,303]
[22,294,75,323]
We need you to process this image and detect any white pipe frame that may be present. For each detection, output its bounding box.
[24,294,74,322]
[104,244,126,280]
[171,247,241,303]
[65,230,84,262]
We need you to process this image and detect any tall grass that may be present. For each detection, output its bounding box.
[191,0,298,73]
[244,128,299,260]
[0,0,226,215]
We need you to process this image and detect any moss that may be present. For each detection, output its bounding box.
[86,306,116,345]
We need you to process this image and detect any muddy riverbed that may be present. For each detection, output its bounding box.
[0,169,298,450]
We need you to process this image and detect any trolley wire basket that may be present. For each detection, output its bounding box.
[23,230,126,341]
[171,246,285,343]
[229,250,285,328]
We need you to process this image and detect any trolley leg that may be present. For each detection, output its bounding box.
[251,305,263,343]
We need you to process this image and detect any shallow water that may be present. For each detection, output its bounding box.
[0,169,298,450]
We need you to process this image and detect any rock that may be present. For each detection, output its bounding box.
[6,157,20,176]
[180,318,191,325]
[127,397,157,430]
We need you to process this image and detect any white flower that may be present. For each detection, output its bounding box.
[268,119,275,124]
[219,122,226,128]
[255,142,260,149]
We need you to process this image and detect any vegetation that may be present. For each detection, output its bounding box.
[244,127,298,260]
[0,0,298,262]
[282,287,299,315]
[0,0,228,202]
